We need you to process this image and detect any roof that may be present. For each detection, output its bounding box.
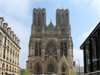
[80,22,100,50]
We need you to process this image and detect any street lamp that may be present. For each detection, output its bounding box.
[75,59,80,75]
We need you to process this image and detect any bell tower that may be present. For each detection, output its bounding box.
[56,9,69,26]
[31,8,46,37]
[32,8,46,26]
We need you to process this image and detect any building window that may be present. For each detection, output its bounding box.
[6,65,8,71]
[2,63,5,70]
[91,38,98,71]
[4,37,6,45]
[61,14,64,25]
[35,42,38,56]
[61,29,65,35]
[48,64,54,72]
[38,13,41,25]
[7,50,9,60]
[64,42,67,56]
[10,66,11,71]
[36,66,41,73]
[13,51,14,63]
[60,42,63,56]
[85,41,91,72]
[35,42,42,56]
[39,42,41,56]
[60,41,67,56]
[3,49,5,59]
[2,72,3,75]
[62,66,66,72]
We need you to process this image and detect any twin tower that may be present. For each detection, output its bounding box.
[26,8,75,75]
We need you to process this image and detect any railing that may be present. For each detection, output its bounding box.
[85,71,100,75]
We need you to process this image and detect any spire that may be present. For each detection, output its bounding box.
[50,19,52,23]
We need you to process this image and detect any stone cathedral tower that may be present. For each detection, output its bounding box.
[26,8,75,75]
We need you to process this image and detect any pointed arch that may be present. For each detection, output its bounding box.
[44,58,58,73]
[61,63,67,72]
[34,62,43,73]
[61,14,64,25]
[38,12,41,25]
[35,41,42,56]
[59,56,69,73]
[62,66,66,72]
[48,64,54,72]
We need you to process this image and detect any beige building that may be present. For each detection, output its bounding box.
[26,8,76,75]
[0,17,21,75]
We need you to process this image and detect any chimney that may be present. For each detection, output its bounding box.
[0,17,4,27]
[7,27,11,35]
[17,39,20,45]
[11,31,14,39]
[3,22,8,32]
[13,34,16,41]
[16,37,18,44]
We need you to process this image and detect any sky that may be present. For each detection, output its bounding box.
[0,0,100,69]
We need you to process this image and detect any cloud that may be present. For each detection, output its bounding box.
[92,0,100,15]
[79,25,95,44]
[0,0,30,20]
[0,0,32,69]
[2,15,31,68]
[74,48,83,66]
[73,25,96,67]
[0,0,98,69]
[70,0,90,3]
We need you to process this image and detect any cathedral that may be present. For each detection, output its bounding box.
[26,8,76,75]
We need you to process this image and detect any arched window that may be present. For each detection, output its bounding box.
[38,13,41,25]
[2,72,3,75]
[35,42,38,56]
[48,64,54,72]
[61,14,64,25]
[3,49,5,59]
[60,42,63,56]
[2,63,5,70]
[10,66,11,71]
[6,65,8,71]
[39,42,41,56]
[64,42,67,56]
[35,42,42,56]
[14,68,16,73]
[60,41,67,56]
[36,66,41,73]
[62,66,65,72]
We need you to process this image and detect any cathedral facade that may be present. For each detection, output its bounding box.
[26,8,75,75]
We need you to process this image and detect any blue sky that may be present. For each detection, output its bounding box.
[0,0,100,69]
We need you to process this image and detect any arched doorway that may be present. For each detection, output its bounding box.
[34,62,42,74]
[62,66,66,75]
[45,58,58,73]
[36,65,41,73]
[62,66,65,72]
[48,64,54,72]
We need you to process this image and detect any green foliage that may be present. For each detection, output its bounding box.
[20,69,29,75]
[20,69,23,75]
[69,72,76,75]
[25,69,29,75]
